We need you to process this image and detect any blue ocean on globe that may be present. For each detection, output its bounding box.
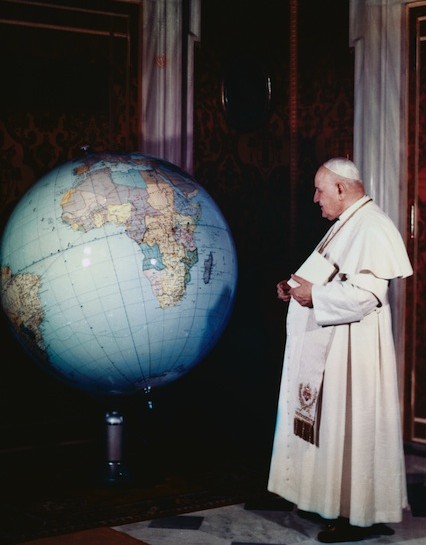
[0,152,238,396]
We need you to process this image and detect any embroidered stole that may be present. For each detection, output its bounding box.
[293,312,335,446]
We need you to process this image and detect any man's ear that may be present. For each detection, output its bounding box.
[337,182,346,199]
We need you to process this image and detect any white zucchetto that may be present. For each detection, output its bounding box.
[323,158,360,181]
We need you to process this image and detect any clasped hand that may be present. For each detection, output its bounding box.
[277,275,313,308]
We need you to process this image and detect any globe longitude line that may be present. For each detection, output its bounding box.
[161,262,199,377]
[133,180,208,381]
[161,219,231,377]
[80,162,172,389]
[166,254,223,374]
[157,203,208,377]
[76,163,221,386]
[11,194,145,390]
[54,166,142,390]
[100,227,150,389]
[49,233,138,391]
[33,193,176,391]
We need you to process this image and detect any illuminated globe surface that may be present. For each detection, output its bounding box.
[0,152,238,396]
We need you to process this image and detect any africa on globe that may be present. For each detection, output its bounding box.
[0,152,238,396]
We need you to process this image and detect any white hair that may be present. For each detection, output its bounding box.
[323,158,360,181]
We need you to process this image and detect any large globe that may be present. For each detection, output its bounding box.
[0,152,238,396]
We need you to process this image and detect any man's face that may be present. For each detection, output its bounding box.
[313,166,343,221]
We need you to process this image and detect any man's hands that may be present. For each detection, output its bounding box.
[277,279,291,302]
[277,275,313,308]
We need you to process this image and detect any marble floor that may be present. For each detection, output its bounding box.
[112,451,426,545]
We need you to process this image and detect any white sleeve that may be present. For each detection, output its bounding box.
[312,275,389,326]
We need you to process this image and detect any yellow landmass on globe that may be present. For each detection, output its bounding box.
[0,267,45,349]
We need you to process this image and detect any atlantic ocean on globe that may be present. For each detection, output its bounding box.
[0,152,238,396]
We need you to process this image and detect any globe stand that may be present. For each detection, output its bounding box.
[103,410,130,485]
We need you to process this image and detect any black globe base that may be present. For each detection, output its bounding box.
[102,461,131,486]
[102,410,131,485]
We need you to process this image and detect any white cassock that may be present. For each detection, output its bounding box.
[268,195,413,527]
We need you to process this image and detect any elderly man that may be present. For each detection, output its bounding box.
[268,158,413,543]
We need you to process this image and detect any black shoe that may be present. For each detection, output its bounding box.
[317,522,368,543]
[297,509,326,524]
[370,523,395,536]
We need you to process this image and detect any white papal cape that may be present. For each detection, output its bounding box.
[268,196,413,527]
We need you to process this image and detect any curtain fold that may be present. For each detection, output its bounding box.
[141,0,200,174]
[349,0,403,228]
[349,0,408,408]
